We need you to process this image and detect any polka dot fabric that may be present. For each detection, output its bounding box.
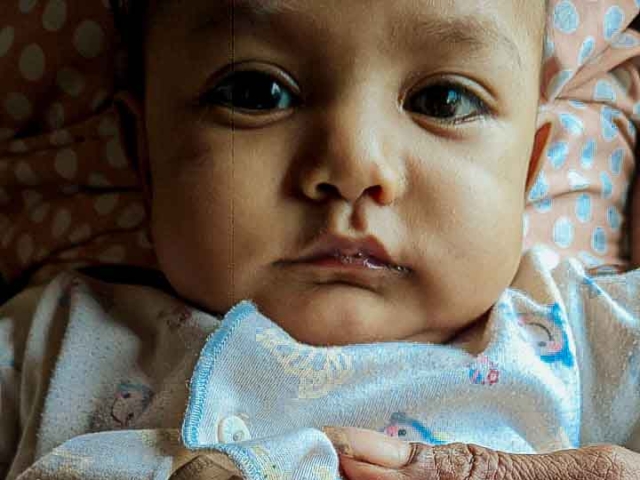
[524,0,640,270]
[0,0,156,286]
[0,1,638,287]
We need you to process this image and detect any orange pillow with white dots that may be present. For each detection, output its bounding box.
[0,0,156,291]
[0,0,639,293]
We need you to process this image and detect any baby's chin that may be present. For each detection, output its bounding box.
[163,257,491,347]
[244,284,451,347]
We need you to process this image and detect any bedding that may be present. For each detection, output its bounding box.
[0,0,156,295]
[0,0,639,295]
[524,0,640,270]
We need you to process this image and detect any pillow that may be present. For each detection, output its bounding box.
[523,0,640,271]
[0,0,155,291]
[0,0,638,292]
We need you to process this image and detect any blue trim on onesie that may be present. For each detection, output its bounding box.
[207,444,263,480]
[181,300,258,448]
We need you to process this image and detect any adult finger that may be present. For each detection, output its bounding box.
[322,426,413,468]
[394,442,640,480]
[324,426,640,480]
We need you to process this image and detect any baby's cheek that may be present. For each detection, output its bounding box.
[149,191,233,306]
[452,184,524,260]
[465,193,524,273]
[417,180,524,328]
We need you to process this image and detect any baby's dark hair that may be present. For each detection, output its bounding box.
[110,0,150,97]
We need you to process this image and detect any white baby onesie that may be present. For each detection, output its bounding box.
[1,247,640,480]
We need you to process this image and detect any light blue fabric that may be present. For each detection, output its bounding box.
[180,288,585,478]
[3,249,640,479]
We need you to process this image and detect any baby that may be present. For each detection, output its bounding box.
[124,0,552,348]
[1,0,640,479]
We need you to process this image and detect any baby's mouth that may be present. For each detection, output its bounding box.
[328,251,410,274]
[286,233,412,278]
[278,247,412,292]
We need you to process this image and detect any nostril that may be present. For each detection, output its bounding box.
[316,183,338,198]
[366,185,383,202]
[314,183,385,203]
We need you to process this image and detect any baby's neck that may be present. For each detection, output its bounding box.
[400,309,491,349]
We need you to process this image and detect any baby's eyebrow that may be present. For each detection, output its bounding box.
[406,16,523,71]
[189,0,523,72]
[189,0,297,27]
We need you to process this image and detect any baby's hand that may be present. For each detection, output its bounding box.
[324,426,640,480]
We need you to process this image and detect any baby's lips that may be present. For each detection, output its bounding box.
[293,233,410,273]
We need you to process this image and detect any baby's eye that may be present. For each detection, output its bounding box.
[202,70,297,112]
[406,83,489,124]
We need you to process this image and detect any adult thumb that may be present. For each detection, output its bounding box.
[338,441,489,480]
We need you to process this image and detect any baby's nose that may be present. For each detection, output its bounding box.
[299,99,407,206]
[303,163,402,206]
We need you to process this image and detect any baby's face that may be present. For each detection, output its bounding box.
[137,0,549,346]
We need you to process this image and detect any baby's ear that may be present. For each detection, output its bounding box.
[524,109,555,198]
[114,91,153,204]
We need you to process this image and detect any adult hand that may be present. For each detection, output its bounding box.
[323,426,640,480]
[630,159,640,269]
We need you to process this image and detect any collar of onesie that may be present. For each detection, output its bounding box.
[179,295,579,479]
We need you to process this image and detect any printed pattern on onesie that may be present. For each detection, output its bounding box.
[4,247,640,479]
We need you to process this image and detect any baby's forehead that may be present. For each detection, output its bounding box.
[154,0,545,67]
[155,0,545,38]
